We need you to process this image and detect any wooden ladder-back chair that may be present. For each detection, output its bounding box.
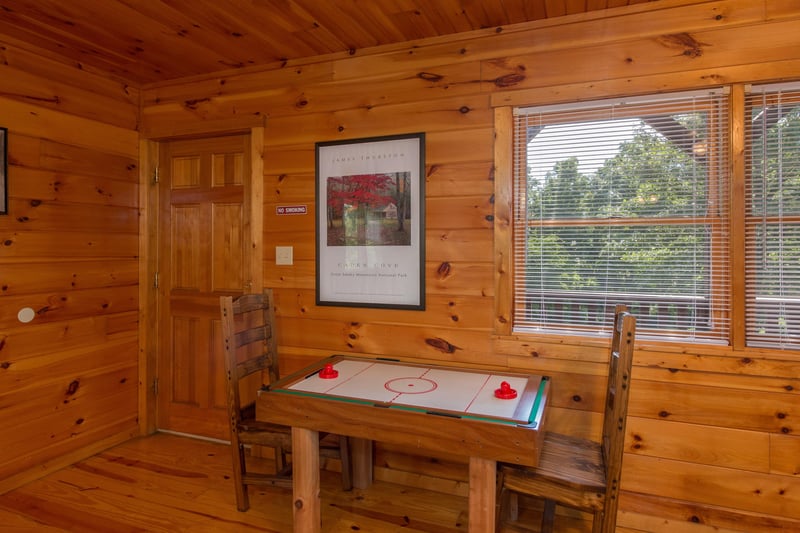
[220,289,352,512]
[497,305,636,533]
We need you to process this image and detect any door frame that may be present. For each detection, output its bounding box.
[138,125,265,435]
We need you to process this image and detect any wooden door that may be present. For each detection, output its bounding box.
[156,134,253,440]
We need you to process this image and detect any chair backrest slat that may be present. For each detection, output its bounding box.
[220,289,280,426]
[600,304,636,532]
[235,326,268,349]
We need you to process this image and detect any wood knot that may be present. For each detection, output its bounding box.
[418,72,443,83]
[656,33,706,58]
[184,97,210,110]
[494,73,525,88]
[436,262,451,278]
[425,337,459,353]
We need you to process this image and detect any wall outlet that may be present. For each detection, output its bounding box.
[275,246,293,265]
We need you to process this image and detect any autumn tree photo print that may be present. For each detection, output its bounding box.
[326,172,412,247]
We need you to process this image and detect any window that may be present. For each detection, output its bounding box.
[512,91,730,342]
[745,83,800,349]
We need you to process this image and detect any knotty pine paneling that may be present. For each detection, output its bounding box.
[630,380,797,434]
[264,260,495,297]
[623,453,800,521]
[1,313,137,361]
[139,2,800,529]
[11,167,138,208]
[769,433,800,476]
[626,417,770,472]
[11,136,139,182]
[0,41,138,130]
[0,0,795,531]
[0,63,139,491]
[0,261,138,296]
[275,289,492,330]
[0,286,138,329]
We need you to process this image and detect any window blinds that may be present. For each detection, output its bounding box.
[745,83,800,349]
[513,90,730,342]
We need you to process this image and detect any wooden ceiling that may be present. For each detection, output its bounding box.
[0,0,655,87]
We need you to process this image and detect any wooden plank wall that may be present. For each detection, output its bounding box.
[0,43,141,491]
[138,1,800,531]
[0,0,795,531]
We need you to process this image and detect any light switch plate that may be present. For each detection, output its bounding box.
[275,246,293,265]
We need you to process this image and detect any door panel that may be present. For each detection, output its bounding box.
[212,203,244,291]
[157,134,251,440]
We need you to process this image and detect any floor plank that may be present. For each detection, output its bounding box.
[0,433,591,532]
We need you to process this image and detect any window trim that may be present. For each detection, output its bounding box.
[493,79,800,350]
[495,86,751,347]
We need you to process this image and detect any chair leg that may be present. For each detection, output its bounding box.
[541,499,556,533]
[495,477,518,530]
[338,436,353,491]
[273,445,291,476]
[231,442,250,512]
[497,484,519,523]
[592,509,605,533]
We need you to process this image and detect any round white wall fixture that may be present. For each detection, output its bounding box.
[17,307,35,323]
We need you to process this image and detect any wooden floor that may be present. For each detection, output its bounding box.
[0,432,592,532]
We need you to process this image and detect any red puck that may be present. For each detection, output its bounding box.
[494,380,517,399]
[319,363,338,379]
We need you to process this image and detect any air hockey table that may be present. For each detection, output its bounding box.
[256,354,550,532]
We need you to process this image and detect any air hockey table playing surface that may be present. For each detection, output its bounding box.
[266,354,548,428]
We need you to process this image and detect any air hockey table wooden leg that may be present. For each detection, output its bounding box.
[292,427,320,533]
[469,456,496,532]
[349,437,374,489]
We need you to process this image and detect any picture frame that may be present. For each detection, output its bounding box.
[316,132,425,310]
[0,127,7,215]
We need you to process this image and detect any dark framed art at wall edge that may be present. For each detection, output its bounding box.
[315,132,425,310]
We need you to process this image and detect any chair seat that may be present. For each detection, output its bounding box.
[499,431,606,511]
[236,417,292,448]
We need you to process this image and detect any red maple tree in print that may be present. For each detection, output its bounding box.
[326,172,412,246]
